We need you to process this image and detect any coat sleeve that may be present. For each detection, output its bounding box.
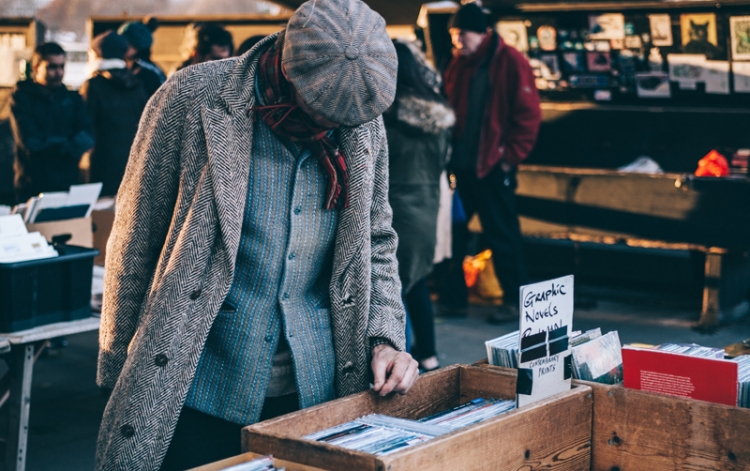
[97,74,193,390]
[66,92,95,160]
[365,118,407,352]
[9,88,67,156]
[500,55,542,167]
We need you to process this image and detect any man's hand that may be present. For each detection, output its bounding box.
[371,344,419,397]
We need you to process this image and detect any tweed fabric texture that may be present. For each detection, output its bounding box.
[184,110,338,424]
[95,32,405,471]
[282,0,397,126]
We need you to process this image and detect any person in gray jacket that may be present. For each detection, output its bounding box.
[95,0,418,469]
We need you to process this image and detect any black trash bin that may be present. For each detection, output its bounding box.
[0,245,99,332]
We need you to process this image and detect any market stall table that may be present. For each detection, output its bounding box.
[0,316,100,471]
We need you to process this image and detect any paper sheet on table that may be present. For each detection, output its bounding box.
[68,183,103,217]
[734,62,750,93]
[704,61,730,94]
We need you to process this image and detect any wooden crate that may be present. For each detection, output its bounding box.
[242,365,593,471]
[190,451,327,471]
[578,380,750,471]
[474,360,750,470]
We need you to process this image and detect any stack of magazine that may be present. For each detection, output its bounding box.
[219,455,281,471]
[732,355,750,408]
[570,329,623,384]
[656,343,724,358]
[485,331,519,368]
[305,398,516,455]
[418,398,516,429]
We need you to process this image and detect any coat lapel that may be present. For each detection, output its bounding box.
[202,34,279,255]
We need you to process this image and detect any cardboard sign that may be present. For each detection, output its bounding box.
[517,275,574,407]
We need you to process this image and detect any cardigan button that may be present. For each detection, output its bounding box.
[154,354,169,367]
[190,289,202,300]
[120,424,135,438]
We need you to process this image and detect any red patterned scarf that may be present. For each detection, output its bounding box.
[249,32,348,210]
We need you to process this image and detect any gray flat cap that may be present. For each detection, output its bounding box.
[282,0,397,126]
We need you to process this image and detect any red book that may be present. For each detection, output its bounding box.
[622,346,738,406]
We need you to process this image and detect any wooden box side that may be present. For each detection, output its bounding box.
[585,381,750,471]
[189,451,328,471]
[382,380,594,471]
[242,366,462,471]
[459,364,517,402]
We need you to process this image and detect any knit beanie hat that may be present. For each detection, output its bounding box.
[282,0,397,127]
[449,3,488,33]
[118,21,153,51]
[91,31,129,60]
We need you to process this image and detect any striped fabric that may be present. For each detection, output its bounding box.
[184,112,338,425]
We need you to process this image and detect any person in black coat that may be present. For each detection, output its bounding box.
[80,31,149,197]
[10,42,94,202]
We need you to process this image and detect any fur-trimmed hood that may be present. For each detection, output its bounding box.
[391,94,455,135]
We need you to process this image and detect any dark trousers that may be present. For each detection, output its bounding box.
[404,277,437,361]
[452,166,528,306]
[160,394,299,471]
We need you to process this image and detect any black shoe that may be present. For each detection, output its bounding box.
[487,305,519,325]
[435,303,468,318]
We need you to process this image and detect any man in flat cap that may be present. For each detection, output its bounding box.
[95,0,418,469]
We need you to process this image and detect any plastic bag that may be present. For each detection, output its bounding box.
[463,250,504,299]
[695,150,729,177]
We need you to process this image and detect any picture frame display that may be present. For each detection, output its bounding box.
[497,21,529,53]
[730,16,750,60]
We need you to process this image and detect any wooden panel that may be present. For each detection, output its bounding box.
[579,381,750,471]
[191,451,328,471]
[244,365,592,471]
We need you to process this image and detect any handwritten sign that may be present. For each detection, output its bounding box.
[517,275,574,407]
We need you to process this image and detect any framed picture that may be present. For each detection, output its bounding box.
[589,14,625,40]
[539,53,561,79]
[562,52,586,73]
[497,21,529,53]
[587,51,612,72]
[730,16,750,60]
[649,14,673,47]
[537,26,557,51]
[680,13,718,55]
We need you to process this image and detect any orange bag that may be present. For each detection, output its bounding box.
[695,150,729,177]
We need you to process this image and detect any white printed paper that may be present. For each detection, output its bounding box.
[517,275,574,408]
[649,14,673,47]
[733,62,750,93]
[704,61,730,94]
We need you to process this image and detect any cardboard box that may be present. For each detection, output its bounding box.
[190,451,327,471]
[91,209,115,266]
[243,365,593,471]
[26,217,93,248]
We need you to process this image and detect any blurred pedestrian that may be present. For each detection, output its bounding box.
[95,0,418,469]
[174,23,234,73]
[385,40,454,372]
[80,31,149,197]
[119,19,165,98]
[9,42,93,202]
[236,34,266,56]
[443,2,541,323]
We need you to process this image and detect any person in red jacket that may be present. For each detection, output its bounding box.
[443,2,541,323]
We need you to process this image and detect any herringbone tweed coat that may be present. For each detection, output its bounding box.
[95,34,406,471]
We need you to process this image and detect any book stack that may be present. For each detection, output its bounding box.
[571,330,623,384]
[305,398,516,455]
[732,355,750,408]
[0,214,58,263]
[219,455,280,471]
[485,331,520,368]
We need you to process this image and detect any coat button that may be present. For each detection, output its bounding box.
[264,335,273,342]
[154,354,169,367]
[293,207,302,215]
[190,289,202,300]
[120,424,135,438]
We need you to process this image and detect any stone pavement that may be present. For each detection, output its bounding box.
[10,300,750,471]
